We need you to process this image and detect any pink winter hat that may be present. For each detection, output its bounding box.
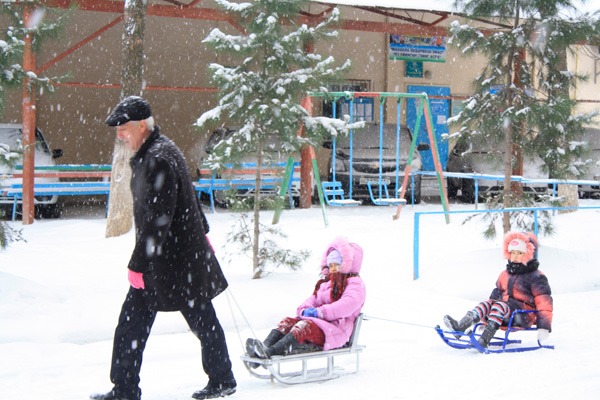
[503,231,538,264]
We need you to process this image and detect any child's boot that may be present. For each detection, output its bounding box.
[245,329,284,368]
[476,320,500,351]
[444,311,479,338]
[256,333,300,358]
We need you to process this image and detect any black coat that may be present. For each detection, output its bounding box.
[127,127,228,311]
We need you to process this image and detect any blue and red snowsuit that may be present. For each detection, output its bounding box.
[474,232,553,331]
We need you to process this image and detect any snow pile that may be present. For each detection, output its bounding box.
[1,201,599,399]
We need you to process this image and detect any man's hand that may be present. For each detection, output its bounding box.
[128,270,145,290]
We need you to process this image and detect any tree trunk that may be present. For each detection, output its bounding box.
[252,138,264,279]
[105,0,147,238]
[502,53,515,234]
[555,46,579,214]
[502,4,522,235]
[557,184,579,214]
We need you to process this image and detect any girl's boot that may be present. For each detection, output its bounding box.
[444,311,479,339]
[256,333,300,358]
[476,320,500,351]
[245,329,284,368]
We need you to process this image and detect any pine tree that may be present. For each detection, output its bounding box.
[0,3,69,248]
[449,0,598,236]
[197,0,360,278]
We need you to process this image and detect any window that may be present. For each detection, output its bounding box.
[322,80,374,122]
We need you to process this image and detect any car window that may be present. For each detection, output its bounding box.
[0,128,50,155]
[336,124,412,149]
[0,128,23,150]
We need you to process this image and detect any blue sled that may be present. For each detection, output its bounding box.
[435,310,555,354]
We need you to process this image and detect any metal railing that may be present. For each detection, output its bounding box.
[413,206,600,280]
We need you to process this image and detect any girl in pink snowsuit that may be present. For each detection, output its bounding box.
[246,237,366,361]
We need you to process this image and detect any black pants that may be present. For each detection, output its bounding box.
[109,287,235,398]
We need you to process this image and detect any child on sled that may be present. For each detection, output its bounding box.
[443,231,553,350]
[246,236,366,363]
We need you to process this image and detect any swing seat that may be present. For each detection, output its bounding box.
[366,181,407,206]
[435,310,554,354]
[241,314,365,384]
[321,181,361,206]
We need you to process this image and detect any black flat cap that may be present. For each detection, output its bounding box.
[106,96,152,126]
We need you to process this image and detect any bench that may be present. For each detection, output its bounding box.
[2,165,112,220]
[321,181,361,206]
[240,313,365,385]
[366,180,407,206]
[3,182,111,221]
[195,162,300,213]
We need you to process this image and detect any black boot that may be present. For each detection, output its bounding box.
[444,311,479,339]
[90,389,140,400]
[245,329,284,368]
[191,380,236,400]
[477,320,500,351]
[256,333,300,358]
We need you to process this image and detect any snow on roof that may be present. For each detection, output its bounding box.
[312,0,600,14]
[312,0,455,13]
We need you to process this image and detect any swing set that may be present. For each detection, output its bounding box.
[272,92,450,224]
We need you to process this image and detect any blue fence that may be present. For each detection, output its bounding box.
[412,206,600,280]
[409,170,599,207]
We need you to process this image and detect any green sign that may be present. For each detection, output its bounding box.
[405,61,423,78]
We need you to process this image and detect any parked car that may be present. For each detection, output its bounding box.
[198,127,304,207]
[446,137,548,203]
[323,122,427,204]
[577,127,600,198]
[0,124,63,218]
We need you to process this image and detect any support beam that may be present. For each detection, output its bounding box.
[22,5,36,224]
[37,15,124,74]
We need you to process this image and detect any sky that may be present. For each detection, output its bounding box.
[1,198,599,400]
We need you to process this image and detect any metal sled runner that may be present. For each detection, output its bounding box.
[241,314,365,384]
[435,310,555,354]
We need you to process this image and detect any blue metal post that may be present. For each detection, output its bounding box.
[414,212,420,280]
[349,98,354,199]
[475,180,479,210]
[332,101,337,182]
[378,97,384,200]
[395,99,402,199]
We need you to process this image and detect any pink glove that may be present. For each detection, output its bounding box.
[128,270,145,289]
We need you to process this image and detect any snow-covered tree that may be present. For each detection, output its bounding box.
[0,2,68,114]
[449,0,599,236]
[197,0,361,278]
[0,2,69,247]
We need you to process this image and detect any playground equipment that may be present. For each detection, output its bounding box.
[311,92,449,218]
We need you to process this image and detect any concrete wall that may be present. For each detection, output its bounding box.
[2,2,599,179]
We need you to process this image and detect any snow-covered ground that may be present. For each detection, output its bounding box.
[1,198,599,400]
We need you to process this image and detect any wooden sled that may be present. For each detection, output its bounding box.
[241,314,365,384]
[435,310,554,354]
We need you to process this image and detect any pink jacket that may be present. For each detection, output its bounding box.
[296,237,366,351]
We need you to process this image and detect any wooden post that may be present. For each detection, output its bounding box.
[22,5,36,225]
[300,95,314,208]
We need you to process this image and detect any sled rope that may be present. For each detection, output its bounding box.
[363,314,436,330]
[224,288,261,353]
